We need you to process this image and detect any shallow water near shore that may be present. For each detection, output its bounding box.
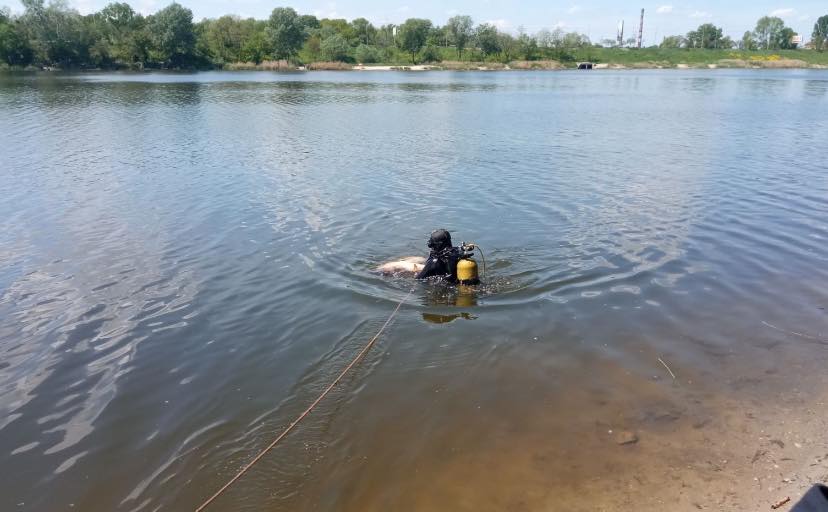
[1,69,827,511]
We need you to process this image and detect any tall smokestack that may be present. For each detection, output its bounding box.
[617,20,624,46]
[637,8,644,48]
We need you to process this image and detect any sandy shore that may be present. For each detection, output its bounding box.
[288,323,828,512]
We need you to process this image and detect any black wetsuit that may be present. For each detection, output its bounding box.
[791,485,828,511]
[416,247,460,282]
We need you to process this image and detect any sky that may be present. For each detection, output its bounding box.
[4,0,824,43]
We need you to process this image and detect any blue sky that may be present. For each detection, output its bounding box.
[5,0,824,42]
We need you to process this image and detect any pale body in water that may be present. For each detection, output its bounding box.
[376,256,426,274]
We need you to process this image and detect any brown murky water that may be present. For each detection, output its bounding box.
[1,70,827,511]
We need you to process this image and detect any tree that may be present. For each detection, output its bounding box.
[319,18,354,43]
[299,14,319,32]
[0,9,33,65]
[536,29,553,48]
[397,18,431,63]
[350,17,375,45]
[476,23,500,57]
[777,27,797,49]
[99,2,137,63]
[302,33,321,59]
[100,2,135,30]
[753,16,785,50]
[814,15,828,51]
[240,26,270,63]
[95,3,149,67]
[147,3,195,67]
[375,24,395,48]
[425,25,442,47]
[720,35,735,49]
[266,7,305,60]
[84,12,113,67]
[433,24,451,47]
[740,31,757,50]
[550,27,565,51]
[563,31,589,48]
[517,31,539,59]
[659,35,685,48]
[498,32,517,60]
[686,23,726,49]
[203,15,243,64]
[19,0,90,66]
[320,33,349,61]
[446,15,472,59]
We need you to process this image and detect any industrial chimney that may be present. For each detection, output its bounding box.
[617,20,624,47]
[637,8,644,48]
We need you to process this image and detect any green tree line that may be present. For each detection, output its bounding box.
[1,1,827,69]
[658,17,819,51]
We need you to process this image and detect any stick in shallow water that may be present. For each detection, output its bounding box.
[771,496,791,509]
[658,357,676,380]
[762,321,827,343]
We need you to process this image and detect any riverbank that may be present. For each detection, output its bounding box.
[7,50,827,73]
[223,53,828,72]
[349,58,826,71]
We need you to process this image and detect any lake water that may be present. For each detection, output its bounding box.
[1,70,827,511]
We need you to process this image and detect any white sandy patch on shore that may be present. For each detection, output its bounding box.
[353,65,438,71]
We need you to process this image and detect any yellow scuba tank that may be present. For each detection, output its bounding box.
[457,243,480,285]
[457,258,478,284]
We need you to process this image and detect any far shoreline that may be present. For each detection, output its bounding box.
[232,58,828,72]
[6,49,828,74]
[348,62,827,71]
[5,59,828,74]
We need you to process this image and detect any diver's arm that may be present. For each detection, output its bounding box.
[416,255,441,279]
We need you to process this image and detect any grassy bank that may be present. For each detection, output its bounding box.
[416,48,828,69]
[573,48,828,68]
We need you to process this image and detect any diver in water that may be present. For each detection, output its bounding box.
[415,229,461,282]
[377,229,479,285]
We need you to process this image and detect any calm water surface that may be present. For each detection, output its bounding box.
[1,70,827,511]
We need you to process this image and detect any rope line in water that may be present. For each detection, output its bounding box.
[194,288,414,512]
[475,246,487,279]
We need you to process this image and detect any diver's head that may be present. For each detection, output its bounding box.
[427,229,453,252]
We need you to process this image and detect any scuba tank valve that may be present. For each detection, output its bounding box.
[457,242,484,285]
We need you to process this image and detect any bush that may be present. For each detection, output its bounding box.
[420,44,442,63]
[354,44,381,63]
